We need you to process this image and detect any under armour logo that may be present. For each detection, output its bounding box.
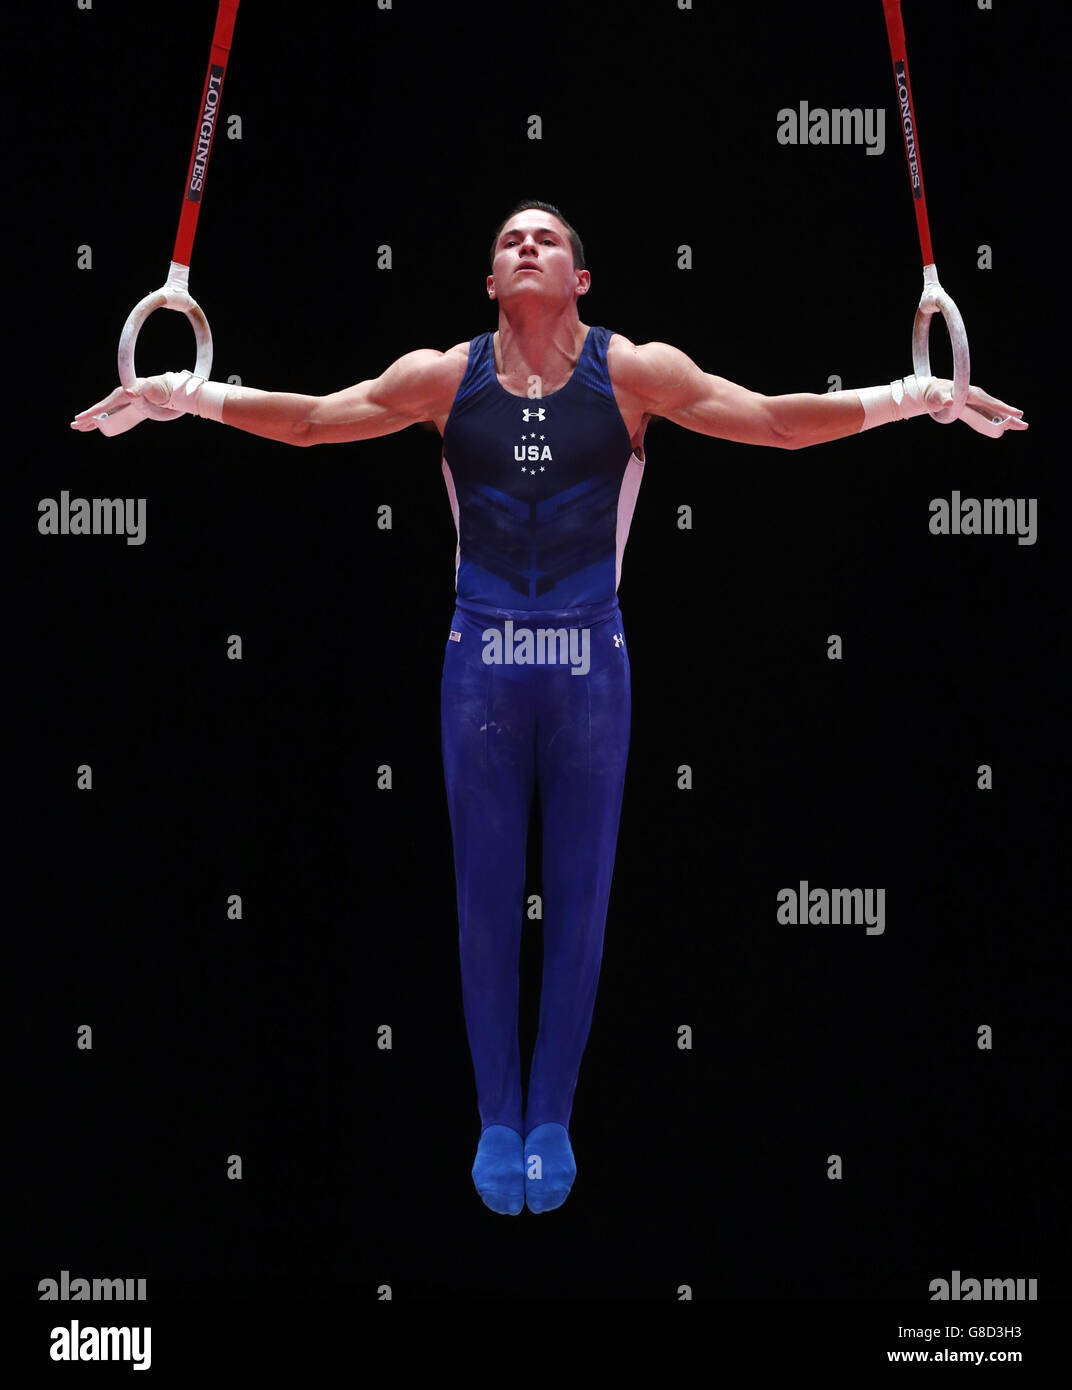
[612,632,625,648]
[521,407,546,422]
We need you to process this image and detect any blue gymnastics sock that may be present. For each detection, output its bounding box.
[523,1123,577,1213]
[471,1125,524,1215]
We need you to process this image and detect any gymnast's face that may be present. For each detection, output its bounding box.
[488,211,589,305]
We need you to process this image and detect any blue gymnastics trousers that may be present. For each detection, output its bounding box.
[441,594,631,1135]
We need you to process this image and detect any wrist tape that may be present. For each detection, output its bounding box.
[855,375,936,431]
[148,370,230,422]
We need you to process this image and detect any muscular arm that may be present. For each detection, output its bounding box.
[216,347,464,446]
[615,340,864,451]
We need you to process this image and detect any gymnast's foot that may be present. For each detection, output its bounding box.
[523,1123,577,1213]
[471,1125,525,1215]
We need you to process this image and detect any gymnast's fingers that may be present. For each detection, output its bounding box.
[961,404,1029,437]
[70,384,130,430]
[966,383,1024,418]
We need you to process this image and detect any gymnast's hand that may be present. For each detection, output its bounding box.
[921,377,1028,437]
[70,371,202,435]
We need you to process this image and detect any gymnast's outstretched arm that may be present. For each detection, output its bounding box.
[70,345,468,444]
[607,339,1027,446]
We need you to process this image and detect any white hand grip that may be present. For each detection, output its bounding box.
[117,261,213,424]
[912,263,970,424]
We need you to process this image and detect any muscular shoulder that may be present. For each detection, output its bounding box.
[606,334,699,413]
[431,341,471,412]
[417,340,470,390]
[436,342,471,402]
[376,341,470,418]
[443,340,472,368]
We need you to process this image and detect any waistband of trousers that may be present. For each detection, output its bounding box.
[454,595,622,627]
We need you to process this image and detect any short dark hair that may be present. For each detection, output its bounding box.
[489,200,586,272]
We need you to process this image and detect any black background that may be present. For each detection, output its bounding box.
[8,0,1066,1356]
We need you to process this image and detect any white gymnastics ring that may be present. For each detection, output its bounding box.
[117,260,213,422]
[912,262,970,425]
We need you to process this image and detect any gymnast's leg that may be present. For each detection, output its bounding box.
[441,606,535,1213]
[524,607,631,1212]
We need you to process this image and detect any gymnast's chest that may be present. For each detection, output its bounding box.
[442,390,625,495]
